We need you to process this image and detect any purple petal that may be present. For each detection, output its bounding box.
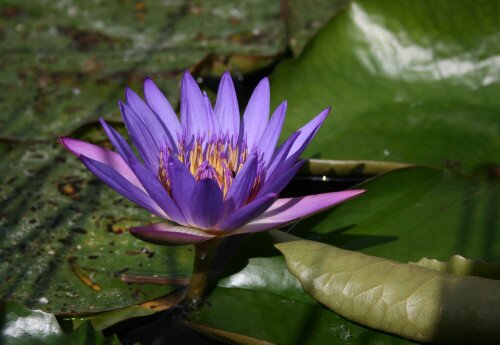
[129,160,187,225]
[287,107,330,160]
[100,120,186,224]
[59,137,143,191]
[203,91,219,134]
[79,155,168,218]
[180,71,209,138]
[216,193,278,232]
[167,156,197,225]
[190,179,224,229]
[215,72,239,138]
[259,160,305,197]
[143,78,181,142]
[262,130,310,191]
[129,223,215,245]
[257,101,287,167]
[119,101,161,172]
[224,153,258,213]
[125,87,175,149]
[263,112,327,190]
[265,131,300,179]
[234,190,366,234]
[242,77,269,149]
[100,118,137,163]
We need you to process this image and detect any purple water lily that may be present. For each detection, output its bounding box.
[60,71,364,245]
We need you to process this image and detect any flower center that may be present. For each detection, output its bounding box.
[158,134,254,198]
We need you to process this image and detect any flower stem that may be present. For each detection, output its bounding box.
[184,238,220,311]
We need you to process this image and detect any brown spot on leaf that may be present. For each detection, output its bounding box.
[57,181,79,196]
[58,26,123,51]
[0,6,22,17]
[110,223,126,234]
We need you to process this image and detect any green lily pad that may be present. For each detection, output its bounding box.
[0,0,351,142]
[69,288,187,331]
[189,232,415,344]
[0,142,194,315]
[276,240,500,344]
[285,0,348,55]
[190,286,414,345]
[0,302,120,345]
[0,0,286,141]
[190,164,498,344]
[291,166,500,263]
[271,0,500,172]
[411,255,500,279]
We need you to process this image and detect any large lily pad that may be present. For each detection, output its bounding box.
[189,286,414,345]
[292,167,500,263]
[284,0,348,55]
[271,0,500,172]
[189,164,498,344]
[0,0,348,141]
[0,0,286,141]
[189,232,415,345]
[276,240,500,344]
[0,302,120,345]
[0,141,194,314]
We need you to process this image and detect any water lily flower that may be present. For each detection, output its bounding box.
[59,72,364,245]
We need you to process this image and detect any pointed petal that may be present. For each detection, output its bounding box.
[167,156,197,225]
[215,72,239,138]
[80,155,168,218]
[129,223,215,245]
[144,78,181,141]
[100,118,137,164]
[242,77,269,148]
[234,190,365,234]
[265,131,300,179]
[180,71,209,138]
[257,101,287,167]
[125,87,175,149]
[287,107,330,160]
[264,127,319,195]
[202,91,220,134]
[129,160,187,225]
[217,193,278,232]
[224,153,258,213]
[119,101,160,172]
[59,137,143,191]
[100,120,185,224]
[190,179,224,229]
[259,160,305,197]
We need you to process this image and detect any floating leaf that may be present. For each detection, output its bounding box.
[271,0,500,172]
[0,142,193,314]
[284,0,348,55]
[192,163,499,344]
[0,302,120,345]
[0,0,286,140]
[276,239,500,344]
[291,166,500,263]
[69,288,187,331]
[190,286,413,345]
[189,232,416,345]
[411,255,500,280]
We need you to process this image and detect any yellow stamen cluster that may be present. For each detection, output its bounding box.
[158,138,249,198]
